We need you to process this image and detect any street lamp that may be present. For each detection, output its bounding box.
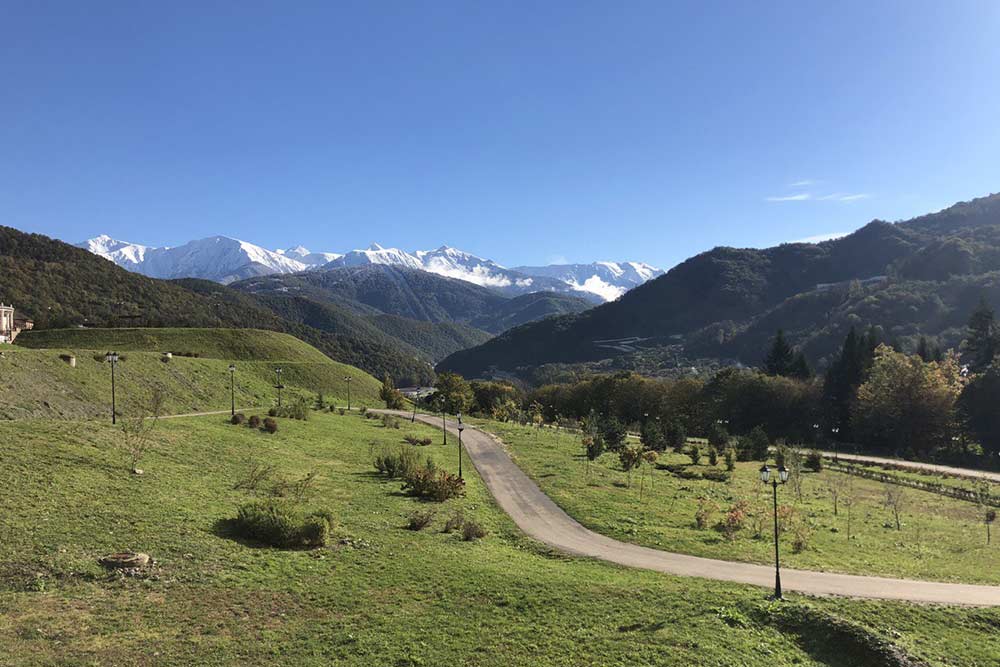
[105,351,119,424]
[412,387,419,422]
[457,412,465,479]
[343,376,352,411]
[228,364,236,417]
[831,427,841,462]
[760,463,790,600]
[275,367,284,408]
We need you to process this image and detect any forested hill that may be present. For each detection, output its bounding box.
[439,192,1000,379]
[0,227,434,384]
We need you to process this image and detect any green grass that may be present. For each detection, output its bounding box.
[2,330,382,419]
[477,421,1000,585]
[2,412,998,665]
[16,327,334,363]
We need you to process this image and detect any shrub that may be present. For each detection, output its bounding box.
[232,500,331,548]
[792,520,813,553]
[462,520,487,541]
[805,450,824,472]
[720,500,750,541]
[707,423,729,449]
[443,511,465,533]
[708,447,719,466]
[695,497,717,529]
[231,412,246,425]
[688,444,701,465]
[373,445,420,478]
[233,456,276,491]
[263,417,278,434]
[359,406,368,415]
[738,426,770,461]
[338,408,346,416]
[315,393,326,410]
[381,414,401,429]
[724,448,736,471]
[268,407,278,417]
[271,397,311,421]
[406,510,436,531]
[404,434,433,446]
[248,415,262,429]
[402,462,466,501]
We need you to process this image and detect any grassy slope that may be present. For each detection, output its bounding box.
[1,413,997,666]
[478,420,1000,585]
[3,329,381,419]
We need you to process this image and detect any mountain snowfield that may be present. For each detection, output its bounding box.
[77,235,664,302]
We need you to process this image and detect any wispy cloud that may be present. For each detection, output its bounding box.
[788,179,814,187]
[765,193,812,202]
[793,232,850,244]
[817,193,871,202]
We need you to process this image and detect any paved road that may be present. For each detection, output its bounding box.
[818,450,1000,484]
[396,411,1000,606]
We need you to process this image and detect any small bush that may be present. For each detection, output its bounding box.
[381,414,401,429]
[406,510,436,531]
[232,500,331,548]
[805,450,824,472]
[272,397,311,421]
[462,520,487,541]
[720,500,750,541]
[233,456,276,491]
[248,415,262,429]
[268,407,278,417]
[359,406,368,415]
[724,448,737,471]
[688,444,701,465]
[708,447,719,466]
[373,446,421,478]
[338,408,346,416]
[695,497,717,529]
[404,434,434,446]
[231,412,246,425]
[263,417,279,434]
[443,511,465,533]
[402,462,465,502]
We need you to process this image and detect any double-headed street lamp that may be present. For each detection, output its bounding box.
[105,351,120,424]
[760,463,790,600]
[275,367,284,408]
[457,412,465,479]
[228,364,236,417]
[831,427,841,462]
[343,375,352,411]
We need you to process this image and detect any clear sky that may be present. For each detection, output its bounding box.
[2,1,999,269]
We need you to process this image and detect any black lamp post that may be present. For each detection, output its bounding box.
[344,375,352,411]
[105,351,119,424]
[442,406,448,446]
[760,463,790,599]
[228,364,236,417]
[275,367,284,408]
[831,427,840,462]
[457,412,465,479]
[412,387,419,422]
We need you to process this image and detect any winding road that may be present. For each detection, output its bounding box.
[399,412,1000,606]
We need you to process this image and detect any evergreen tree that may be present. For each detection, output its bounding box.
[916,336,931,362]
[764,329,795,376]
[964,297,999,372]
[788,351,813,379]
[823,326,878,439]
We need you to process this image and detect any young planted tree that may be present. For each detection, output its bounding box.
[581,434,605,478]
[619,445,643,488]
[379,374,405,410]
[883,485,907,531]
[824,472,849,516]
[841,475,858,540]
[118,388,165,474]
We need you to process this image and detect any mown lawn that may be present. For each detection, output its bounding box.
[1,412,998,666]
[477,420,1000,585]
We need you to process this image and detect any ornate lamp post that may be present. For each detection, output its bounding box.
[343,375,352,411]
[457,412,465,479]
[228,364,236,417]
[831,427,841,462]
[275,367,284,408]
[760,463,789,599]
[105,351,119,424]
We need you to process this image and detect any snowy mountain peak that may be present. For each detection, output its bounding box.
[77,233,663,302]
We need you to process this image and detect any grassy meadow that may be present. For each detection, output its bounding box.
[2,411,999,665]
[477,420,1000,585]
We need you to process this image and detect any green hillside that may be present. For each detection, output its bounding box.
[3,328,381,419]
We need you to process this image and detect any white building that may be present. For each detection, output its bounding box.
[0,304,28,343]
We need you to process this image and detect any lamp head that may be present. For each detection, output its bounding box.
[778,466,790,483]
[759,464,771,483]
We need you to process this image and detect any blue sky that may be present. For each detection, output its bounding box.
[2,2,999,270]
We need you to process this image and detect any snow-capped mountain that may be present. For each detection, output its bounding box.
[276,245,342,267]
[512,261,665,301]
[78,234,663,301]
[78,235,310,284]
